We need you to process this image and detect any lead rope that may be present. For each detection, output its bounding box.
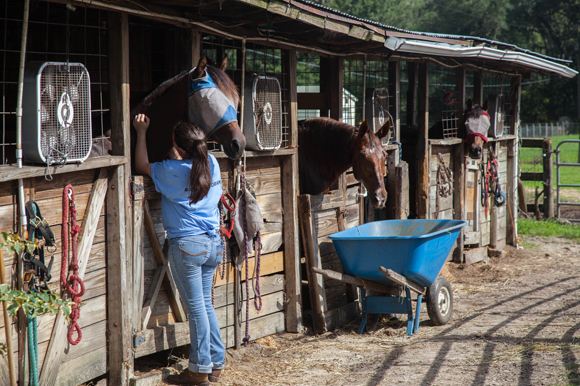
[211,201,229,306]
[62,185,84,345]
[241,174,251,346]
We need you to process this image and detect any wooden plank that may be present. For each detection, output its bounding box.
[39,169,108,386]
[0,156,127,183]
[298,195,327,334]
[143,200,187,323]
[312,267,399,295]
[54,346,106,386]
[417,62,429,219]
[214,251,285,287]
[453,143,465,263]
[132,176,145,331]
[216,291,284,327]
[378,267,425,295]
[213,274,284,309]
[297,92,328,110]
[520,172,543,181]
[106,164,131,385]
[389,61,401,143]
[141,265,166,329]
[406,62,417,127]
[328,57,343,121]
[521,138,545,148]
[464,247,488,265]
[473,70,483,105]
[395,161,409,219]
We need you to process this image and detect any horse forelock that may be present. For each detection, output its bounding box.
[131,70,189,116]
[206,66,239,106]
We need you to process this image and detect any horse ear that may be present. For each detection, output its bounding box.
[483,98,489,111]
[357,120,370,139]
[191,55,208,79]
[466,98,473,110]
[220,55,228,72]
[376,120,391,139]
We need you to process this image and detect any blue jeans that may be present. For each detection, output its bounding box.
[168,234,226,374]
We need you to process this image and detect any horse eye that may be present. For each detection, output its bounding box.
[358,153,365,159]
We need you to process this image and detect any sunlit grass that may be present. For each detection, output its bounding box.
[518,218,580,241]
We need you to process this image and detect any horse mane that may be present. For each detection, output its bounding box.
[130,65,239,117]
[467,104,484,118]
[206,66,239,105]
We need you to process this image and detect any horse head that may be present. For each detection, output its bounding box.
[351,120,391,209]
[188,55,246,160]
[463,98,490,159]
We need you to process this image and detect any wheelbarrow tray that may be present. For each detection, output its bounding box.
[329,219,466,288]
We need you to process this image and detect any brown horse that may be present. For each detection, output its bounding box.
[130,55,246,163]
[299,118,391,209]
[427,98,490,159]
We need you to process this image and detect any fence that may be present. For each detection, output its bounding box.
[520,123,579,138]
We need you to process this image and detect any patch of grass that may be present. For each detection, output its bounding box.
[518,218,580,241]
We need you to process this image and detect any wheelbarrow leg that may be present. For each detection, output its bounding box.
[357,288,368,335]
[414,295,423,333]
[405,287,414,335]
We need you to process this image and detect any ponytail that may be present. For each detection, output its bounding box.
[173,121,211,204]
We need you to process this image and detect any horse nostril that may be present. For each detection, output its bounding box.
[231,139,240,154]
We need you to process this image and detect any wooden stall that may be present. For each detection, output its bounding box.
[0,0,575,385]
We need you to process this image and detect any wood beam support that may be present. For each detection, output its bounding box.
[281,49,302,333]
[388,61,401,143]
[473,70,484,105]
[417,62,429,219]
[453,67,466,262]
[507,75,521,245]
[406,63,418,127]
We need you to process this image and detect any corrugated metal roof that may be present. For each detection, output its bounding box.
[293,0,573,66]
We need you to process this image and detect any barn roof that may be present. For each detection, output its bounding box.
[71,0,577,77]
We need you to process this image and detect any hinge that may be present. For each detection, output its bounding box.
[132,327,145,348]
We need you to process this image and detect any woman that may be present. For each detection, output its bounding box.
[134,114,225,386]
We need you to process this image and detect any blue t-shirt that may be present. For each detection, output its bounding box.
[151,154,222,239]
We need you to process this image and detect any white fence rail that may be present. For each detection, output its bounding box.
[520,122,579,138]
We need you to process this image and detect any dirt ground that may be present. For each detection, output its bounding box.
[134,235,580,386]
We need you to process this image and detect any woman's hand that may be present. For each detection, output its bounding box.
[133,114,150,135]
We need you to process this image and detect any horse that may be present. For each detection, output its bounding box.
[427,98,490,159]
[298,117,391,209]
[129,55,246,163]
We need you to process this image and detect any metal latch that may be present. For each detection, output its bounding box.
[132,328,145,348]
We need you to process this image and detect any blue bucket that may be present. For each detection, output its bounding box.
[329,219,467,288]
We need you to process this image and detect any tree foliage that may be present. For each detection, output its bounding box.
[314,0,580,122]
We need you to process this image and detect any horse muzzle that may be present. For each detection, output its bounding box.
[223,137,246,160]
[469,145,482,159]
[370,189,387,210]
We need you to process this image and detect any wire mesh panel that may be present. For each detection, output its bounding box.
[297,53,321,120]
[483,73,512,136]
[429,64,459,139]
[0,1,109,165]
[202,36,290,149]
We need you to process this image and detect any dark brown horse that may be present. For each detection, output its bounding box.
[130,55,246,162]
[299,118,391,209]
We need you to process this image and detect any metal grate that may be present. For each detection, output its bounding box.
[296,53,321,121]
[483,73,512,136]
[252,76,282,149]
[429,64,459,139]
[34,63,91,163]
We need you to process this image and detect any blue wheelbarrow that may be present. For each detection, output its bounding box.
[315,219,466,335]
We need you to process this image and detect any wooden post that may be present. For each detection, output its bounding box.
[543,138,554,218]
[298,195,327,334]
[395,161,409,219]
[132,177,145,331]
[0,250,16,386]
[106,165,131,385]
[453,67,466,262]
[191,28,201,72]
[507,75,521,245]
[388,61,401,143]
[281,49,302,333]
[108,10,132,384]
[417,61,429,219]
[407,63,418,127]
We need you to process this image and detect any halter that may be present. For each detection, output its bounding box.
[464,110,490,144]
[188,68,238,138]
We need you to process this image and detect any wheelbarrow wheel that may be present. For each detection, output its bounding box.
[426,277,453,326]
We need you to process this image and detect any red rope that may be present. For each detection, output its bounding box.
[62,185,85,345]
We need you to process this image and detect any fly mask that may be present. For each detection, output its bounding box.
[188,68,239,138]
[464,110,490,144]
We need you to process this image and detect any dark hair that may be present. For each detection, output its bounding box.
[173,121,211,204]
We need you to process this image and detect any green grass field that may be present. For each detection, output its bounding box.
[520,134,580,190]
[518,218,580,241]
